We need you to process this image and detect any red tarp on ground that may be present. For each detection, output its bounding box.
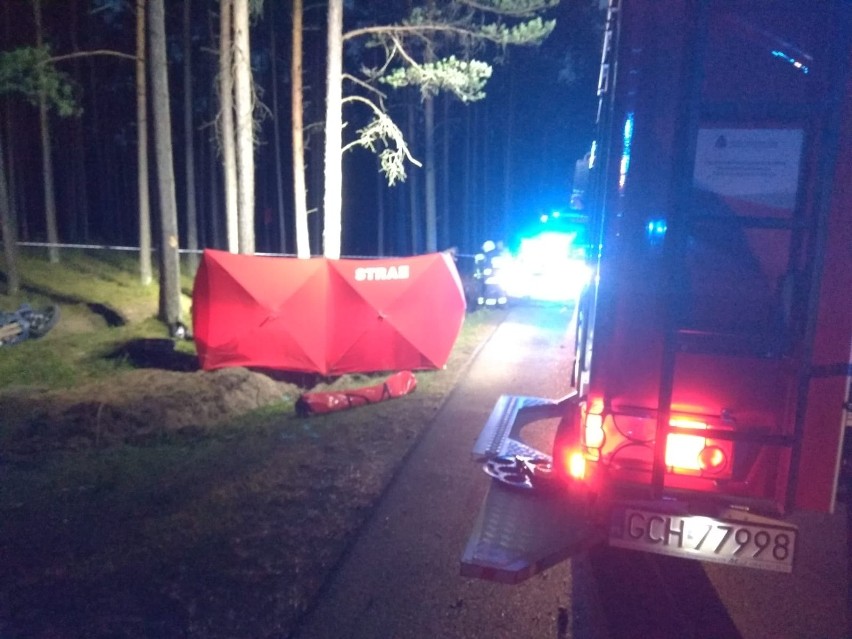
[295,370,417,416]
[192,249,466,375]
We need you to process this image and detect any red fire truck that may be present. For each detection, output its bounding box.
[462,0,851,580]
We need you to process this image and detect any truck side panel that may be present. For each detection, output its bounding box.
[795,44,852,511]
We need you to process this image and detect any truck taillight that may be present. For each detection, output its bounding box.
[665,432,707,470]
[665,419,729,475]
[576,405,733,480]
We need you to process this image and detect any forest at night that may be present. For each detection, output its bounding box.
[1,0,602,262]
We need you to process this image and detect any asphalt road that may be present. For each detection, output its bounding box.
[290,302,594,639]
[290,303,849,639]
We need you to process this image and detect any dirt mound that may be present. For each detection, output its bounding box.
[0,367,301,451]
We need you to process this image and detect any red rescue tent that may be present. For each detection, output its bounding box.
[192,249,466,375]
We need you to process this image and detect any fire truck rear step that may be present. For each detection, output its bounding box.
[471,393,576,462]
[460,481,602,584]
[463,392,597,583]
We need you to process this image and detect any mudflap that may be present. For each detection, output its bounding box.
[461,393,603,583]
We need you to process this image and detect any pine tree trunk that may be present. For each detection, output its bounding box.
[376,166,385,256]
[407,99,420,254]
[233,0,254,255]
[219,0,238,253]
[183,0,199,273]
[149,0,182,326]
[291,0,311,258]
[422,22,437,254]
[69,0,89,243]
[87,57,104,242]
[137,0,152,285]
[477,104,487,244]
[474,104,482,245]
[322,0,343,259]
[462,105,472,252]
[37,93,59,262]
[34,0,60,264]
[502,69,515,241]
[4,107,23,242]
[70,113,88,242]
[441,94,450,250]
[0,131,20,296]
[208,133,221,248]
[424,94,437,252]
[309,138,323,255]
[269,10,287,255]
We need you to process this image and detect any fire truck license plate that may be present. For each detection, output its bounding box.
[609,508,797,572]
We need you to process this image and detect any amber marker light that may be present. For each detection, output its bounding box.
[583,399,606,450]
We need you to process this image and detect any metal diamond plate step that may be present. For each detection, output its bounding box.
[470,393,576,462]
[460,481,602,584]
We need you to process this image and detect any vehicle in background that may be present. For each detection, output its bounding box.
[462,0,851,581]
[502,226,591,304]
[499,211,593,305]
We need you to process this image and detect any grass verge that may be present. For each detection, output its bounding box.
[0,250,499,639]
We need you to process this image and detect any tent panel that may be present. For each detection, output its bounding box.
[193,251,466,375]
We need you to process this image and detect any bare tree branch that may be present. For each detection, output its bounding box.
[48,50,137,64]
[343,72,387,100]
[341,94,421,185]
[344,23,485,44]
